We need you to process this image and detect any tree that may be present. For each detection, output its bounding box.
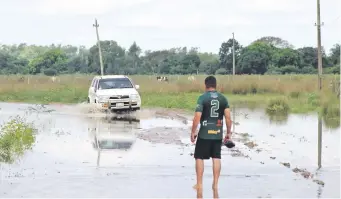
[218,39,242,73]
[88,40,125,74]
[0,36,338,75]
[253,36,294,49]
[238,42,273,74]
[328,44,340,66]
[197,53,219,74]
[272,48,301,67]
[181,54,201,74]
[28,49,68,74]
[297,47,331,69]
[127,42,142,71]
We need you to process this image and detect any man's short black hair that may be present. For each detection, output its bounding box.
[205,76,217,88]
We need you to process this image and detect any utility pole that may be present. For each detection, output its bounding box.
[316,0,323,90]
[316,0,323,169]
[93,19,104,76]
[232,32,235,75]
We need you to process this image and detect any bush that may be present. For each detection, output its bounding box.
[280,65,300,74]
[301,66,317,74]
[0,116,36,164]
[289,91,300,98]
[250,83,258,94]
[324,66,340,74]
[322,101,340,118]
[215,68,228,75]
[266,98,290,114]
[43,68,58,76]
[307,93,320,106]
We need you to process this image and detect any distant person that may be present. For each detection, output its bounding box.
[190,75,232,191]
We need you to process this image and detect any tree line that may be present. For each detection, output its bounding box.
[0,36,339,76]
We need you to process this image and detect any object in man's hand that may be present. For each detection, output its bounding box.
[223,140,235,148]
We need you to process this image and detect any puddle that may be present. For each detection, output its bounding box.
[0,103,339,198]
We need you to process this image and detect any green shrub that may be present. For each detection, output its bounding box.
[215,68,228,75]
[266,98,290,114]
[43,68,58,76]
[307,93,320,106]
[0,116,36,164]
[232,88,248,95]
[290,91,300,98]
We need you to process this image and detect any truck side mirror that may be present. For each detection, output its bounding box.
[135,85,140,89]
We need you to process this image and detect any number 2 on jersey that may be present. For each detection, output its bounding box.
[210,99,219,117]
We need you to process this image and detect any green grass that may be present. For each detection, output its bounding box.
[0,89,328,114]
[0,74,339,116]
[0,86,87,104]
[0,86,338,114]
[140,92,336,114]
[0,116,36,164]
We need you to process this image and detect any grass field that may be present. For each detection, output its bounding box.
[0,74,339,118]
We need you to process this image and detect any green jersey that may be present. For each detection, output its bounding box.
[195,91,229,140]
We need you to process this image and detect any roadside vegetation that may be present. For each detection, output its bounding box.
[0,74,339,115]
[0,116,36,164]
[0,35,339,127]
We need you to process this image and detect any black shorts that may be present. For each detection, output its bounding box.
[194,137,222,159]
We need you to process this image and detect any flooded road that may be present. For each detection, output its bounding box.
[0,103,339,198]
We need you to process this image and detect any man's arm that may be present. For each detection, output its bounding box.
[223,97,232,141]
[224,108,232,140]
[191,97,203,143]
[191,112,202,136]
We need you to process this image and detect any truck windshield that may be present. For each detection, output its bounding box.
[98,78,133,89]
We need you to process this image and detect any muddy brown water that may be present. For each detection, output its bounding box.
[0,102,339,198]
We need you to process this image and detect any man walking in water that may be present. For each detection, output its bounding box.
[191,75,232,192]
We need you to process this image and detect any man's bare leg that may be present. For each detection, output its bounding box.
[212,158,221,190]
[213,187,219,199]
[196,187,203,199]
[193,159,204,190]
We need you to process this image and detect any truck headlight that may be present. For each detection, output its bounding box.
[130,94,140,100]
[98,96,110,102]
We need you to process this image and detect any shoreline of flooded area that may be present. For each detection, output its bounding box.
[0,102,339,198]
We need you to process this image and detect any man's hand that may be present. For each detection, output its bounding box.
[223,133,232,143]
[191,132,198,143]
[191,112,202,144]
[223,108,232,143]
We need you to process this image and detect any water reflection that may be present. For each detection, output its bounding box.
[87,115,140,166]
[264,110,340,129]
[266,112,289,125]
[323,116,340,129]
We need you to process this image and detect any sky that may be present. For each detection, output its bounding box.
[0,0,340,54]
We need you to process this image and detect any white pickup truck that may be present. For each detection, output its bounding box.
[88,75,141,112]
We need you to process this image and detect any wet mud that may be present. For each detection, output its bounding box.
[0,103,339,198]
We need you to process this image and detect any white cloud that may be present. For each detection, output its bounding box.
[0,0,339,52]
[240,0,303,12]
[35,0,152,15]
